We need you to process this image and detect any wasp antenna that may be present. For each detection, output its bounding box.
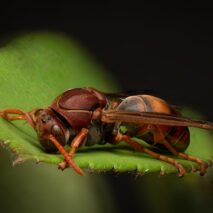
[0,108,37,129]
[0,108,26,121]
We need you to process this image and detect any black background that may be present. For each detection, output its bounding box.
[1,4,213,119]
[1,4,213,213]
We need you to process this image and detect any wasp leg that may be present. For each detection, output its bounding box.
[48,134,85,176]
[114,133,186,177]
[163,140,208,175]
[58,128,89,171]
[148,125,208,176]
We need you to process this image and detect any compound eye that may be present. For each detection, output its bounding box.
[41,115,52,124]
[52,124,62,135]
[51,124,65,145]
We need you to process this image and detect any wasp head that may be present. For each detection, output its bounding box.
[31,108,69,152]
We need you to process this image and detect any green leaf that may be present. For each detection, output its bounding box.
[0,32,213,176]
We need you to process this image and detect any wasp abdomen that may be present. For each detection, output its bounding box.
[117,95,171,114]
[116,95,190,152]
[165,126,190,152]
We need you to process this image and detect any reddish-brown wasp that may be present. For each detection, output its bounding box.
[1,87,213,176]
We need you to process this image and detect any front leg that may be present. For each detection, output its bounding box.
[58,128,89,171]
[48,134,84,176]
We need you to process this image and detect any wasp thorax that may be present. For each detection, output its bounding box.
[33,109,67,152]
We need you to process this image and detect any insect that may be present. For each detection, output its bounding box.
[1,87,213,176]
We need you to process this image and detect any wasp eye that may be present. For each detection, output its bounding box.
[52,124,62,135]
[41,115,51,123]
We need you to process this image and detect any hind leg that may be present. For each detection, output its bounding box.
[114,132,187,176]
[144,125,208,175]
[162,139,208,175]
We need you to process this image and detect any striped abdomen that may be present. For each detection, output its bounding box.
[116,95,190,152]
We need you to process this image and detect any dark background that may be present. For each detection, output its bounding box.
[1,4,213,213]
[1,4,213,119]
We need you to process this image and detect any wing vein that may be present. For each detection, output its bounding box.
[101,110,213,130]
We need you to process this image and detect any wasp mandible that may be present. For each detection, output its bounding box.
[1,87,213,176]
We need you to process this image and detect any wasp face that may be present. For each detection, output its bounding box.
[32,109,68,152]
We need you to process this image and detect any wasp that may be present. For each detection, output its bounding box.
[1,87,213,176]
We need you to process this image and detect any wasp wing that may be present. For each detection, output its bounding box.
[101,110,213,130]
[103,89,158,99]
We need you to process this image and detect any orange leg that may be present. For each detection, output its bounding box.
[163,141,208,175]
[49,134,85,176]
[58,128,89,171]
[115,133,186,177]
[142,125,208,175]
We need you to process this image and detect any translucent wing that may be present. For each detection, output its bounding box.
[103,89,157,99]
[101,110,213,130]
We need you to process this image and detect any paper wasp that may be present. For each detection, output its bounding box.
[1,87,213,176]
